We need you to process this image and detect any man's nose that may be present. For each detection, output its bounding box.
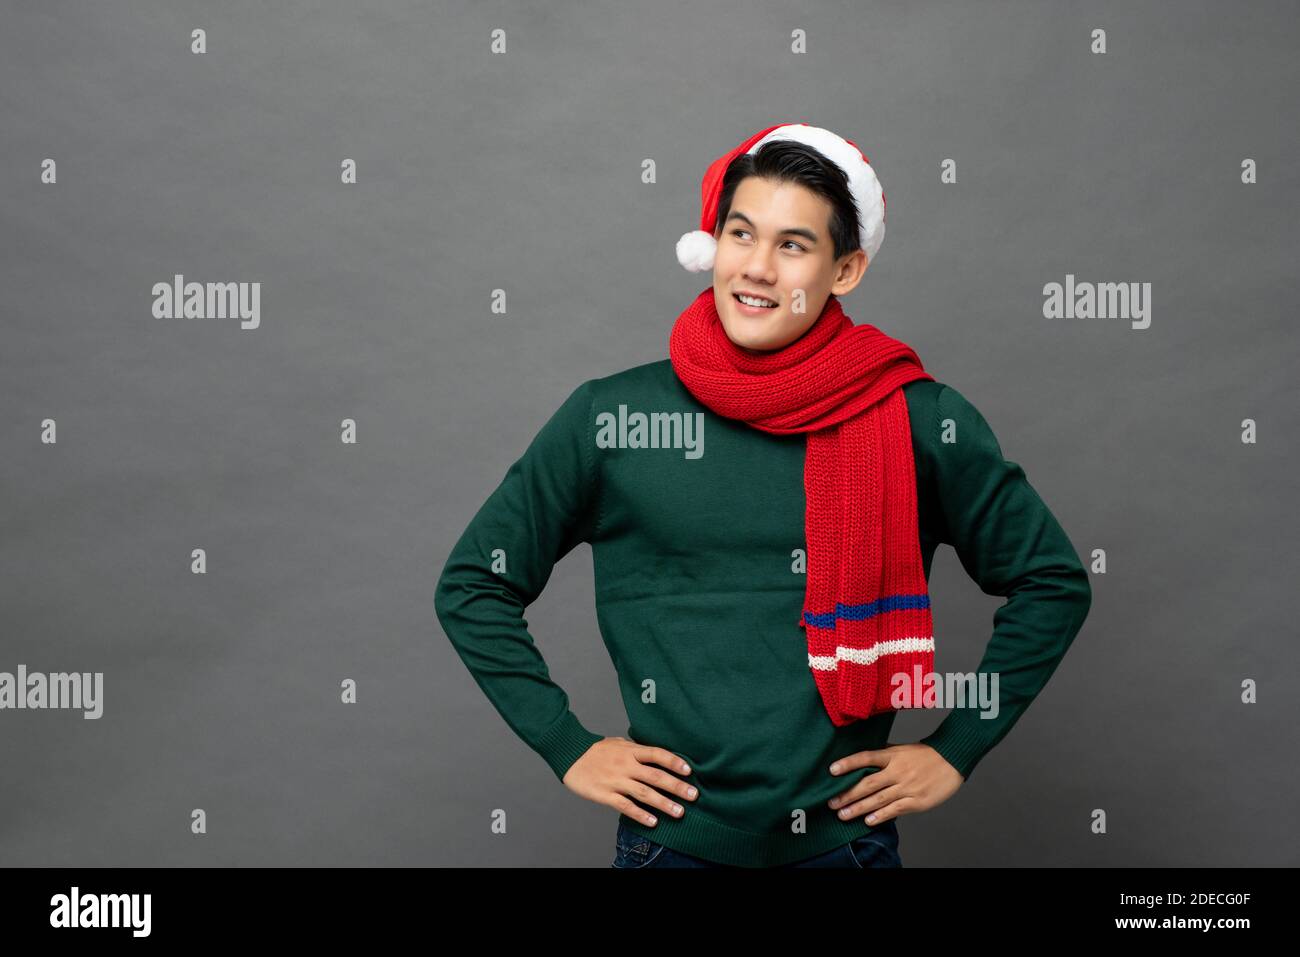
[743,246,777,284]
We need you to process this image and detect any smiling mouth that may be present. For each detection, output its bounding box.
[733,293,779,309]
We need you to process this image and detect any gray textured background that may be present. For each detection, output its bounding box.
[2,0,1297,867]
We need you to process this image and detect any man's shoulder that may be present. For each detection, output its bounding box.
[904,378,1012,479]
[902,377,946,403]
[902,378,947,435]
[589,357,675,386]
[582,358,684,404]
[903,379,977,476]
[903,379,992,428]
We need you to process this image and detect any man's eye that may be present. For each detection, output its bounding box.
[730,229,804,252]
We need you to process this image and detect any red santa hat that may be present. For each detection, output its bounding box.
[676,122,886,272]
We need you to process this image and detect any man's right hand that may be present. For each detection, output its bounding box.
[562,736,698,826]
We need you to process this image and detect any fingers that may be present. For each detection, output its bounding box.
[611,746,696,827]
[636,746,692,776]
[834,783,907,823]
[628,762,699,805]
[829,749,885,775]
[611,795,661,827]
[828,767,893,809]
[861,798,914,825]
[613,779,686,826]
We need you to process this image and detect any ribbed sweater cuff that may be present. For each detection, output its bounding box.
[535,710,605,782]
[919,708,1004,781]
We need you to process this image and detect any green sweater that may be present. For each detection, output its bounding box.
[434,358,1091,867]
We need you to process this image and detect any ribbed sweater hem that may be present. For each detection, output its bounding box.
[919,707,1009,781]
[535,711,605,782]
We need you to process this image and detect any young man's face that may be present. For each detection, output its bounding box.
[712,176,868,354]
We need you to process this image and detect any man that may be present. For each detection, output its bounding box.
[435,123,1091,868]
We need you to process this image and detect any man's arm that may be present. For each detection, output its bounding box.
[434,380,606,782]
[917,384,1092,781]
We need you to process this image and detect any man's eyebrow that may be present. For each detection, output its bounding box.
[724,211,819,243]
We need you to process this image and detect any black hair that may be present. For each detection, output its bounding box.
[713,140,862,261]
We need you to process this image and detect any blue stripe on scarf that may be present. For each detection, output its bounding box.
[803,594,931,629]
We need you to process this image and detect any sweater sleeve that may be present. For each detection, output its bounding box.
[434,379,606,783]
[917,384,1092,781]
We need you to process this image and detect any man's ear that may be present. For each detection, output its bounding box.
[830,249,869,296]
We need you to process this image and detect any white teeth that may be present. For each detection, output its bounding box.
[737,294,777,307]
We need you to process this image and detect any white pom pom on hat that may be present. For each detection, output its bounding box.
[676,122,886,273]
[676,229,720,272]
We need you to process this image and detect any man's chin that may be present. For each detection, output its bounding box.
[726,329,782,354]
[723,310,782,340]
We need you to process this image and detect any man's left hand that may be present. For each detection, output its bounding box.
[827,743,964,825]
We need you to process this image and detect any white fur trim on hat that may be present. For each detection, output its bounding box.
[676,229,718,272]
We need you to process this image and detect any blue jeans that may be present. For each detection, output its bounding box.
[611,818,902,868]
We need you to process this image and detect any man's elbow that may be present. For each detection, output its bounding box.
[433,564,462,630]
[1067,559,1093,627]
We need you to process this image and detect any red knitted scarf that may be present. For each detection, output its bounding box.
[669,287,937,726]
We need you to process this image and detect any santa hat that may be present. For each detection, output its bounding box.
[676,122,886,272]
